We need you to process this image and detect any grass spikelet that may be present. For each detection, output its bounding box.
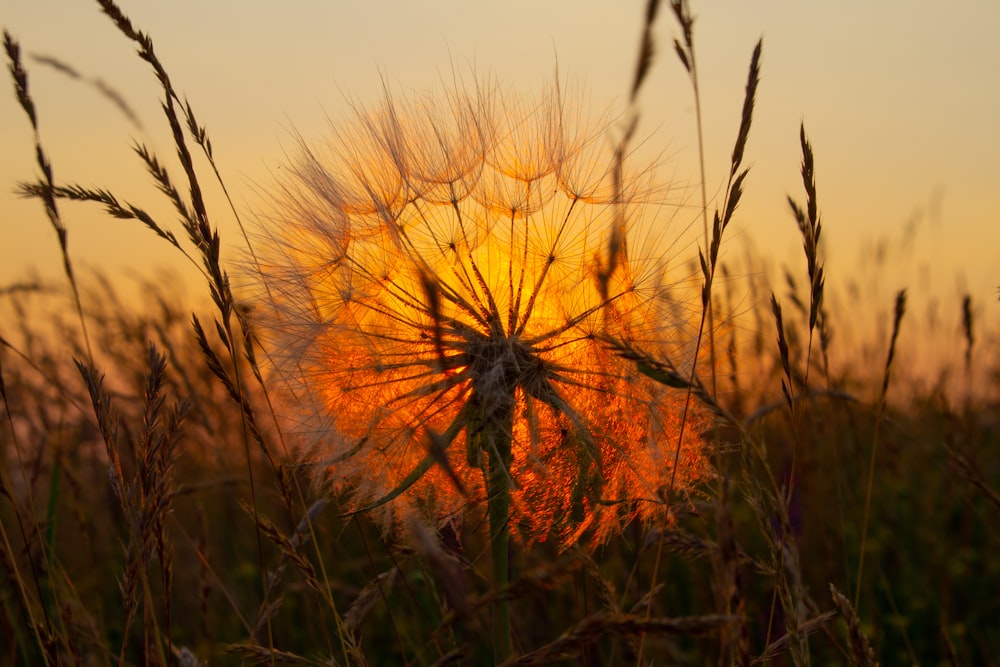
[509,611,737,665]
[343,568,398,636]
[771,294,794,412]
[830,583,878,667]
[630,0,662,102]
[407,515,471,619]
[751,610,838,666]
[244,503,322,596]
[946,445,1000,512]
[29,52,142,129]
[5,32,93,365]
[75,343,187,664]
[787,124,825,388]
[961,293,973,374]
[223,643,310,664]
[0,344,59,662]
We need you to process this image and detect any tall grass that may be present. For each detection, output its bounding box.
[2,1,998,665]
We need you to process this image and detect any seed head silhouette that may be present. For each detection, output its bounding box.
[252,76,710,546]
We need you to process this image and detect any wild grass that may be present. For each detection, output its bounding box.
[2,0,998,664]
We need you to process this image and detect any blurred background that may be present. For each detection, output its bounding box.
[3,0,998,386]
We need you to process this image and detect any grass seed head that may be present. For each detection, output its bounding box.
[250,76,710,546]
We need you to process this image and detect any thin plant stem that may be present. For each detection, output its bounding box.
[855,290,906,608]
[481,406,516,661]
[4,33,94,367]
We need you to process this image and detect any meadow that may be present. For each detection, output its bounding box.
[2,1,998,665]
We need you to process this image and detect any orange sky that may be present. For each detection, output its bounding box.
[2,1,998,378]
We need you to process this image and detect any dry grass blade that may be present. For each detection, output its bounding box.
[654,33,763,539]
[630,0,662,102]
[855,289,907,607]
[73,361,124,497]
[670,0,696,83]
[941,619,960,667]
[830,584,878,667]
[4,33,37,126]
[16,181,191,263]
[343,568,398,635]
[0,281,46,297]
[788,124,825,388]
[574,548,621,616]
[663,40,766,652]
[575,547,643,665]
[798,128,824,324]
[730,40,762,180]
[223,643,310,665]
[92,0,239,332]
[770,294,793,411]
[751,610,837,665]
[140,344,186,658]
[30,52,142,128]
[83,3,334,657]
[0,427,56,663]
[946,444,1000,513]
[600,336,690,389]
[5,31,93,364]
[0,343,59,648]
[169,643,207,667]
[508,612,737,665]
[961,294,974,372]
[880,290,906,404]
[712,477,750,666]
[429,648,466,666]
[132,143,197,234]
[743,387,858,426]
[715,37,762,255]
[191,315,277,468]
[600,335,736,427]
[407,516,471,619]
[94,0,209,233]
[241,502,321,595]
[640,523,772,577]
[74,344,188,664]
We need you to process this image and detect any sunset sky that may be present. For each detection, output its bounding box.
[3,1,998,357]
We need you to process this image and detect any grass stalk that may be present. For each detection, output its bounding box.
[854,289,906,608]
[4,32,94,366]
[0,358,55,647]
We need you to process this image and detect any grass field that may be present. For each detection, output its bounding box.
[2,1,997,664]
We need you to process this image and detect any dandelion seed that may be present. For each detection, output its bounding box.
[251,75,711,547]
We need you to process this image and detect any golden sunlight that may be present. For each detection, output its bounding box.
[251,77,710,546]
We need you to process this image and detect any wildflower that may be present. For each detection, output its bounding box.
[251,76,710,547]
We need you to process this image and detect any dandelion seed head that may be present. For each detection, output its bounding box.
[251,75,711,545]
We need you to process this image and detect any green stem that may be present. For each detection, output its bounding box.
[481,402,515,662]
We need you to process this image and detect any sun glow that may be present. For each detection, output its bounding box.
[253,77,710,545]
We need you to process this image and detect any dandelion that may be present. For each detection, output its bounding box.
[251,75,710,548]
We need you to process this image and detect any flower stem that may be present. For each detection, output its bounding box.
[480,400,515,661]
